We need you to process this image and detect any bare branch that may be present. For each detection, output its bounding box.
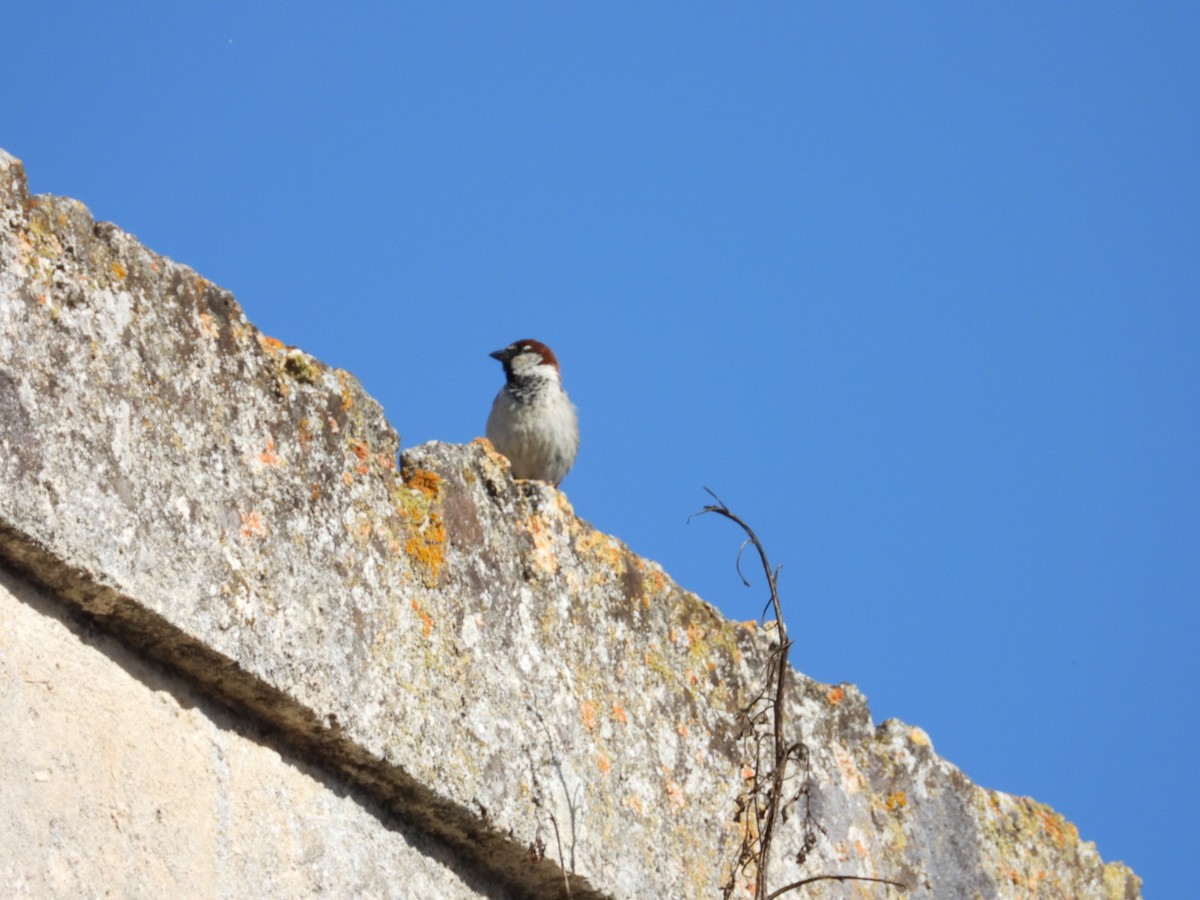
[767,874,909,898]
[696,489,906,899]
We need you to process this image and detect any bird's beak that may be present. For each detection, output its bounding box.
[489,348,506,361]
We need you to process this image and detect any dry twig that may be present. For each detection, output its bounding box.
[694,489,906,898]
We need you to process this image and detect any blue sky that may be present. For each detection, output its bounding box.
[6,3,1198,893]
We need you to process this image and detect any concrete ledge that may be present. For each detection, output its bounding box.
[0,148,1140,899]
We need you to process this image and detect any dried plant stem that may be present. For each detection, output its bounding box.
[695,489,906,898]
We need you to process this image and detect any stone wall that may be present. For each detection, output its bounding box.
[0,148,1140,899]
[0,567,489,899]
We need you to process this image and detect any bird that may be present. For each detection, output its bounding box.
[486,339,580,486]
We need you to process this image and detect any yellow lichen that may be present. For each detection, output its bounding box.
[335,369,356,411]
[283,350,321,384]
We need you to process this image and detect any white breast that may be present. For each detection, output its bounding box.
[486,380,579,485]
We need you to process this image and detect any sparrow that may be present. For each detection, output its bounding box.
[486,339,580,486]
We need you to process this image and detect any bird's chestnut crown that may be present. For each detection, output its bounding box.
[489,339,561,378]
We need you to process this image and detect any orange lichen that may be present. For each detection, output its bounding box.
[664,778,686,811]
[522,513,559,576]
[677,722,690,738]
[256,437,283,468]
[342,472,353,486]
[398,469,446,587]
[403,468,443,498]
[473,436,508,467]
[826,686,845,705]
[885,790,908,812]
[997,865,1057,894]
[647,569,666,594]
[611,702,628,725]
[404,517,445,586]
[410,599,433,638]
[348,440,372,475]
[597,752,611,775]
[625,795,643,816]
[239,509,266,540]
[110,261,126,280]
[741,765,755,781]
[834,748,865,794]
[1034,804,1072,849]
[574,529,621,566]
[198,311,218,339]
[580,700,598,732]
[258,334,286,355]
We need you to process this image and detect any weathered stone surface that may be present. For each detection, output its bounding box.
[0,147,1140,898]
[0,566,493,900]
